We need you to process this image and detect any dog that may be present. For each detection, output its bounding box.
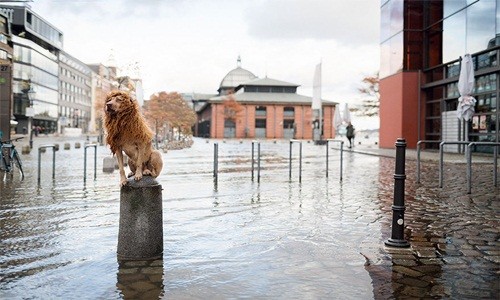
[103,90,163,186]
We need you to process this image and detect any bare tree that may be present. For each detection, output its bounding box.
[358,72,380,117]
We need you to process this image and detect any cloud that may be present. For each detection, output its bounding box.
[27,0,380,100]
[244,0,380,46]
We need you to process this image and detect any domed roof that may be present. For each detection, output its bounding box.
[219,67,257,89]
[219,56,257,93]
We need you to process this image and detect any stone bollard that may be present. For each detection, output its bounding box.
[75,142,81,149]
[103,156,115,173]
[117,176,163,260]
[54,143,60,151]
[64,143,70,150]
[21,145,30,154]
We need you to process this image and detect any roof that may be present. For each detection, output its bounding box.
[219,67,257,89]
[209,92,336,106]
[239,77,299,87]
[182,92,217,101]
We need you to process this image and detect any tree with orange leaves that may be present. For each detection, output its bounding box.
[143,91,196,141]
[223,93,243,121]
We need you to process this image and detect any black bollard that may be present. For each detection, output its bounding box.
[385,138,410,248]
[117,176,163,260]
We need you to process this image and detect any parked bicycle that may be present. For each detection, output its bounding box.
[0,137,24,179]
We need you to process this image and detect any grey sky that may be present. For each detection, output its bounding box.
[28,0,380,103]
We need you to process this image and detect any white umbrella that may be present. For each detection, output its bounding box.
[457,54,476,122]
[342,103,351,123]
[334,104,342,129]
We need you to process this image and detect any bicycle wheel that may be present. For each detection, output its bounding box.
[0,154,6,172]
[12,151,24,179]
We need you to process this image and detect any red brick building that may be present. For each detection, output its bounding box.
[197,62,337,140]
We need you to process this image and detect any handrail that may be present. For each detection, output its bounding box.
[439,141,470,188]
[84,144,98,183]
[289,139,302,183]
[213,143,218,187]
[325,139,344,181]
[38,145,56,185]
[416,140,441,183]
[466,142,499,194]
[251,141,261,183]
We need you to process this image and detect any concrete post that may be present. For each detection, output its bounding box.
[117,176,163,260]
[103,156,115,173]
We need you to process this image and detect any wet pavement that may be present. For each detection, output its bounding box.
[0,135,498,299]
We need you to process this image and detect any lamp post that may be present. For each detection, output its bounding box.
[26,87,36,149]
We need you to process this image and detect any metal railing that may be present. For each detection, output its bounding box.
[84,144,98,183]
[416,140,441,183]
[289,139,303,183]
[251,141,261,183]
[466,142,499,194]
[325,139,344,181]
[439,141,470,188]
[37,145,56,185]
[213,142,219,186]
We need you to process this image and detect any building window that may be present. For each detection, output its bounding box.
[380,31,403,78]
[255,119,266,128]
[284,107,294,118]
[255,106,266,117]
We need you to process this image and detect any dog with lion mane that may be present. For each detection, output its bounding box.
[103,90,163,186]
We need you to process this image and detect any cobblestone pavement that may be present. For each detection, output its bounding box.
[0,135,498,299]
[353,139,499,299]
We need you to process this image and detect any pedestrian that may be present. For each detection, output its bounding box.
[346,122,355,148]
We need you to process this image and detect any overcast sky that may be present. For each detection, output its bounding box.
[28,0,380,104]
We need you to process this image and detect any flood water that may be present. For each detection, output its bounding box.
[0,137,498,299]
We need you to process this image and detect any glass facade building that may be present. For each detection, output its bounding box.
[0,12,12,141]
[1,5,62,134]
[379,0,500,152]
[12,35,58,133]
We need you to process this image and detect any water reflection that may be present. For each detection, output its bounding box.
[363,248,446,298]
[0,138,498,299]
[117,259,164,299]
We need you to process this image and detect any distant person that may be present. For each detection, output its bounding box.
[346,122,355,148]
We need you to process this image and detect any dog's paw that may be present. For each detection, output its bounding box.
[134,173,143,181]
[120,179,128,186]
[143,169,152,176]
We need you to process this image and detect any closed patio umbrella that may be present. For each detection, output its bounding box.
[342,103,351,123]
[334,104,342,129]
[457,54,476,132]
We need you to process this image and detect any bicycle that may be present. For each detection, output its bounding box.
[0,137,24,179]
